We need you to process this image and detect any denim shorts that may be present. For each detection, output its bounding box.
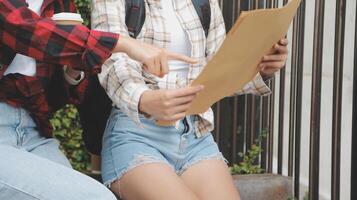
[101,108,226,187]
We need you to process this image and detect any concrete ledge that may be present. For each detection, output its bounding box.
[234,174,293,200]
[86,172,292,200]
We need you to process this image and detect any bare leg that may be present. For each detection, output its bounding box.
[111,163,200,200]
[180,159,241,200]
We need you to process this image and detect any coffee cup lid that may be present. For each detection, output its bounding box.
[52,12,84,23]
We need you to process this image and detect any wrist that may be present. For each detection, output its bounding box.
[114,36,131,54]
[138,90,151,115]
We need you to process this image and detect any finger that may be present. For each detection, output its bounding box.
[164,112,187,122]
[160,54,169,77]
[154,59,161,77]
[274,44,289,54]
[171,103,192,114]
[261,67,278,76]
[172,94,197,105]
[262,54,287,62]
[167,102,192,115]
[279,38,289,46]
[170,85,204,98]
[261,61,286,70]
[166,51,197,64]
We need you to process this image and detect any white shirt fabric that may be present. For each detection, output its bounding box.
[161,0,191,79]
[4,0,44,76]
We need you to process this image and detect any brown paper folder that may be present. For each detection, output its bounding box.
[157,0,302,125]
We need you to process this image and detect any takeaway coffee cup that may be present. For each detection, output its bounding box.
[52,13,84,84]
[52,12,84,25]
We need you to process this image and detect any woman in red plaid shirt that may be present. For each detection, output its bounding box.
[0,0,198,199]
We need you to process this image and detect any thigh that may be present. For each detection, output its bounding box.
[181,159,241,200]
[26,137,72,168]
[0,145,116,200]
[112,163,199,200]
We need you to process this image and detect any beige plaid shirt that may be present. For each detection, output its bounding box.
[91,0,271,137]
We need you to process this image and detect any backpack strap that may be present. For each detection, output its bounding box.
[125,0,146,38]
[125,0,211,38]
[192,0,211,37]
[53,0,71,14]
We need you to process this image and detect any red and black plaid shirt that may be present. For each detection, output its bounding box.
[0,0,119,137]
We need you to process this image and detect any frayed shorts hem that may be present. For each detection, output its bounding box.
[103,153,172,188]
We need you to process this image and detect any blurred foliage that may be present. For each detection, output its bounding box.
[51,105,90,171]
[230,129,268,175]
[74,0,91,26]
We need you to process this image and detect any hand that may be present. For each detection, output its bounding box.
[64,67,81,80]
[139,85,204,121]
[63,66,85,85]
[259,38,289,77]
[114,36,197,77]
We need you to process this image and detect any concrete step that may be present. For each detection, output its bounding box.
[87,172,293,200]
[234,174,293,200]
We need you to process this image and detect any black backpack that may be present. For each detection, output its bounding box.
[80,0,211,155]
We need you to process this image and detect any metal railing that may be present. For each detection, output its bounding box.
[214,0,354,199]
[352,1,357,199]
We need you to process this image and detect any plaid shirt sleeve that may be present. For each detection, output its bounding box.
[91,0,150,124]
[206,0,271,96]
[0,0,119,74]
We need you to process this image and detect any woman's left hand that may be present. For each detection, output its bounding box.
[259,38,289,77]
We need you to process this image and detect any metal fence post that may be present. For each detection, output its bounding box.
[331,0,347,199]
[309,0,325,199]
[351,1,357,198]
[294,1,306,198]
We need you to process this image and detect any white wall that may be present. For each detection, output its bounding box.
[272,0,354,199]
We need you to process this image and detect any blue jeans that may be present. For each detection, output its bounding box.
[0,102,116,200]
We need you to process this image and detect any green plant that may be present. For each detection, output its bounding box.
[230,129,268,175]
[74,0,91,26]
[51,105,90,171]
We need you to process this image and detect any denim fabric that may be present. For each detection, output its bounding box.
[101,107,225,187]
[0,102,117,200]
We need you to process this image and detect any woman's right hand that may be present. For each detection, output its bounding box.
[114,36,197,78]
[139,85,204,122]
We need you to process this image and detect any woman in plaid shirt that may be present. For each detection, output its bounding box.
[92,0,289,199]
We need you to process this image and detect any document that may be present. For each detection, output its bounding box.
[186,0,302,115]
[157,0,302,126]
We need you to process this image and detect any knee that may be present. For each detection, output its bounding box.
[80,187,117,200]
[73,179,117,200]
[109,180,122,199]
